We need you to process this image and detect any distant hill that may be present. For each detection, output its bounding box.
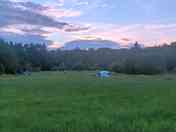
[61,39,121,50]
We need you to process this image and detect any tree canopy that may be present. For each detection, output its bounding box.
[1,39,176,75]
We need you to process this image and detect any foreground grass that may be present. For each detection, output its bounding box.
[0,71,176,132]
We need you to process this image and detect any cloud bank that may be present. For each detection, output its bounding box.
[0,0,88,46]
[0,0,176,48]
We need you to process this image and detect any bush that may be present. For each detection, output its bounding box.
[32,67,41,72]
[51,66,60,71]
[111,62,125,73]
[112,54,167,75]
[0,64,5,75]
[171,67,176,73]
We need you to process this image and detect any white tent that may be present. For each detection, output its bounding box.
[96,71,111,78]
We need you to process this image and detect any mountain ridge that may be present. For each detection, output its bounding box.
[61,39,121,50]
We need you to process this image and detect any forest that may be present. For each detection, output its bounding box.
[1,39,176,75]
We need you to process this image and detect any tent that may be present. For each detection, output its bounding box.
[96,71,111,78]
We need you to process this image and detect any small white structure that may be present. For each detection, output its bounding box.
[96,71,111,78]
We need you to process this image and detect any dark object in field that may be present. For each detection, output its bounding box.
[24,71,32,76]
[16,68,31,76]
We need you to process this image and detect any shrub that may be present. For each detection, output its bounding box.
[32,67,41,72]
[0,64,5,75]
[112,54,167,75]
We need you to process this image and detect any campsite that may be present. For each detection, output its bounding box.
[1,71,176,132]
[1,0,176,131]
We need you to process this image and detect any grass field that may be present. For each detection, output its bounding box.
[1,71,176,132]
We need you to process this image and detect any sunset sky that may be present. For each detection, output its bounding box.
[0,0,176,48]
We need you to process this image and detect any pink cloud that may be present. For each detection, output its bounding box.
[0,25,25,35]
[41,7,82,19]
[48,41,62,49]
[76,23,176,47]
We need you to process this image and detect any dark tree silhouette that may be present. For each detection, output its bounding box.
[1,39,176,75]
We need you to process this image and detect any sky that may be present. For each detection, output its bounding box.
[0,0,176,48]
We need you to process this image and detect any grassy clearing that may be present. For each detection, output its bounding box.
[0,71,176,132]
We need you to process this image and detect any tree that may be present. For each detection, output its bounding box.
[0,41,18,74]
[0,39,176,75]
[0,64,5,75]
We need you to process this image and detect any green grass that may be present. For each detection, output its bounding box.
[1,71,176,132]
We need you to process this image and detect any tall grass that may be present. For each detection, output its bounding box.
[0,71,176,132]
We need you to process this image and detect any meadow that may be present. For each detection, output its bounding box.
[0,71,176,132]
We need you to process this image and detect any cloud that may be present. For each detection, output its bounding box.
[69,23,176,47]
[108,24,176,46]
[0,0,88,46]
[121,38,131,42]
[75,1,89,6]
[0,31,52,44]
[58,0,64,5]
[0,25,25,35]
[64,24,90,32]
[0,0,68,28]
[48,41,63,49]
[1,0,176,48]
[41,7,82,19]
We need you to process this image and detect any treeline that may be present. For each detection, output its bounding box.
[1,39,176,75]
